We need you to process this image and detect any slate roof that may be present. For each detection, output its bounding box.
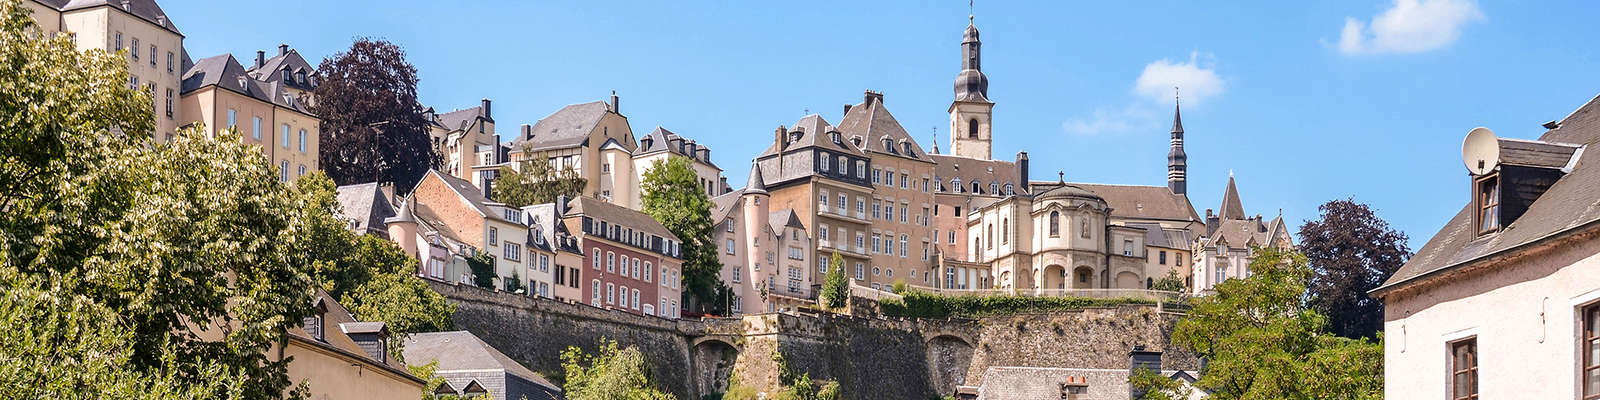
[565,197,679,242]
[709,191,742,223]
[507,101,611,152]
[1202,216,1289,250]
[421,170,510,223]
[246,48,318,93]
[757,114,862,158]
[434,106,489,131]
[931,154,1021,196]
[523,202,579,254]
[636,126,718,168]
[1376,93,1600,296]
[402,331,562,400]
[180,54,314,116]
[1032,182,1200,223]
[335,182,396,235]
[769,210,806,232]
[287,290,421,384]
[1130,222,1192,250]
[57,0,180,35]
[1218,175,1245,220]
[836,96,931,162]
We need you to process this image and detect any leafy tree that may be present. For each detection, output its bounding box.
[1151,270,1186,293]
[1154,246,1383,399]
[312,38,436,194]
[467,252,496,289]
[506,270,525,294]
[1298,198,1411,339]
[493,148,587,207]
[640,157,724,313]
[560,339,676,400]
[820,251,849,310]
[1128,368,1192,400]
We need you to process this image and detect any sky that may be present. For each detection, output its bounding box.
[163,0,1600,250]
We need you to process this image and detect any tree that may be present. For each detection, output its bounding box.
[0,2,317,396]
[493,148,587,207]
[820,251,849,310]
[1152,246,1382,399]
[640,157,724,313]
[312,38,436,194]
[560,339,676,400]
[1298,198,1411,339]
[1128,368,1192,400]
[1151,270,1186,293]
[467,252,496,289]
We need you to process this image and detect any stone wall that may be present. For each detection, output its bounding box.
[431,281,1195,400]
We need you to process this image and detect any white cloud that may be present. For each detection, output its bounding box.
[1338,0,1484,55]
[1062,52,1225,136]
[1134,52,1225,105]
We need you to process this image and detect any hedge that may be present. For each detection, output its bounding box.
[879,290,1156,319]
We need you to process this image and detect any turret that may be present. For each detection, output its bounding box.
[740,162,770,306]
[1168,96,1188,195]
[384,198,421,260]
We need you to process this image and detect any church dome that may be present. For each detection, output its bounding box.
[964,23,980,43]
[954,69,989,102]
[1037,184,1104,203]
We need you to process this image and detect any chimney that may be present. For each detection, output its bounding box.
[843,104,853,116]
[610,90,620,114]
[520,124,532,140]
[255,50,265,69]
[120,0,129,11]
[1016,152,1030,194]
[481,98,492,119]
[775,125,787,148]
[278,44,289,57]
[1128,345,1163,400]
[556,194,570,215]
[864,90,883,105]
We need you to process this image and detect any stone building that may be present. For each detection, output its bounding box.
[179,45,320,182]
[425,99,502,190]
[1189,175,1293,293]
[711,163,815,315]
[403,331,562,400]
[26,0,185,140]
[1373,94,1600,399]
[565,196,685,319]
[403,170,541,294]
[753,113,879,290]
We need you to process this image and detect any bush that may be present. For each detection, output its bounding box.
[880,291,1156,318]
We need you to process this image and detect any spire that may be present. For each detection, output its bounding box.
[954,12,989,103]
[1219,174,1244,220]
[1167,89,1188,195]
[930,130,941,154]
[744,161,768,195]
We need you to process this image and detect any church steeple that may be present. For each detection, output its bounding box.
[949,13,995,160]
[1167,92,1188,195]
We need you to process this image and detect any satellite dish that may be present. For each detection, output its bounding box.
[1461,127,1500,175]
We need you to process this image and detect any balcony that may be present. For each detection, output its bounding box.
[818,206,871,224]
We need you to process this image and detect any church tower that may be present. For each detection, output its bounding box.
[949,15,995,160]
[1167,96,1187,195]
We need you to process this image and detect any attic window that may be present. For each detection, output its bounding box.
[850,136,862,147]
[1475,174,1500,235]
[903,142,915,155]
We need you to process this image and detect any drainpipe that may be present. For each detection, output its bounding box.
[1103,210,1113,289]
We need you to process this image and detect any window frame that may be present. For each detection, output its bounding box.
[1474,174,1501,235]
[1448,337,1478,400]
[1584,304,1600,399]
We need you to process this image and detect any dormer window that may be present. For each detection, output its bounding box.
[1475,174,1500,235]
[283,69,292,82]
[296,70,306,85]
[303,300,327,342]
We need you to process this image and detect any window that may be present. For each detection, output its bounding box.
[856,161,866,179]
[884,204,894,221]
[726,219,736,233]
[986,224,994,249]
[899,205,908,223]
[606,283,615,305]
[632,259,640,279]
[1049,211,1061,237]
[130,38,139,60]
[252,117,262,140]
[968,118,979,139]
[504,242,521,261]
[298,165,306,177]
[818,191,828,209]
[1583,304,1600,398]
[872,169,881,184]
[1123,239,1134,256]
[872,266,880,276]
[299,130,307,152]
[1449,338,1477,400]
[990,182,998,194]
[837,194,846,210]
[871,234,881,253]
[1476,175,1500,234]
[949,230,956,243]
[114,32,122,51]
[726,239,736,255]
[644,262,653,282]
[149,44,156,66]
[1001,218,1009,244]
[972,181,981,194]
[281,124,290,148]
[592,249,601,269]
[819,152,830,171]
[900,173,908,189]
[732,267,741,283]
[819,257,830,273]
[788,246,803,260]
[855,263,864,280]
[226,109,237,130]
[606,252,615,273]
[872,200,882,219]
[899,235,908,257]
[952,178,962,193]
[539,254,549,272]
[302,308,324,342]
[819,224,829,241]
[1159,251,1168,265]
[279,160,289,182]
[167,51,174,73]
[164,89,173,117]
[591,280,601,304]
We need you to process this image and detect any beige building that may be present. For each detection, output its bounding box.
[1374,94,1600,400]
[753,114,878,292]
[277,290,426,399]
[425,99,501,189]
[28,0,184,140]
[406,170,541,294]
[179,46,319,182]
[1189,175,1293,293]
[711,164,815,315]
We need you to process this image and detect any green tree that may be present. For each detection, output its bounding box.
[640,157,724,314]
[312,38,437,194]
[820,251,849,310]
[1128,368,1192,400]
[1152,246,1383,399]
[467,252,496,289]
[560,339,676,400]
[1299,199,1411,339]
[492,148,587,207]
[1151,270,1186,293]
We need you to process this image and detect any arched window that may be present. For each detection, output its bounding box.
[968,119,979,139]
[986,224,994,249]
[1001,218,1009,244]
[1049,211,1061,237]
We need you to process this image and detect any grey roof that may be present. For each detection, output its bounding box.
[769,210,806,232]
[757,114,862,158]
[1048,182,1201,223]
[709,190,742,223]
[508,101,610,152]
[744,161,767,194]
[180,54,314,116]
[1218,175,1245,220]
[434,106,489,131]
[402,331,561,397]
[336,182,397,235]
[1171,101,1185,134]
[1377,93,1600,296]
[522,202,579,253]
[58,0,180,35]
[1036,184,1103,201]
[246,48,317,93]
[288,290,420,383]
[1498,137,1583,169]
[836,95,931,162]
[339,321,386,335]
[1203,216,1290,250]
[565,197,680,242]
[636,126,717,168]
[932,154,1022,196]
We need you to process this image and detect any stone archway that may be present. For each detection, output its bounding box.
[1071,266,1095,289]
[690,337,739,397]
[1042,265,1067,290]
[925,334,975,397]
[1115,271,1141,289]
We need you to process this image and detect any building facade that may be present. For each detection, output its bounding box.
[425,99,501,189]
[1374,94,1600,400]
[712,164,816,315]
[565,196,685,319]
[279,290,426,399]
[179,45,320,182]
[1189,175,1294,293]
[406,170,541,294]
[28,0,184,139]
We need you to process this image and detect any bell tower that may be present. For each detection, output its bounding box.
[949,14,995,160]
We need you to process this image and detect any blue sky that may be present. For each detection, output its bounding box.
[164,0,1600,250]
